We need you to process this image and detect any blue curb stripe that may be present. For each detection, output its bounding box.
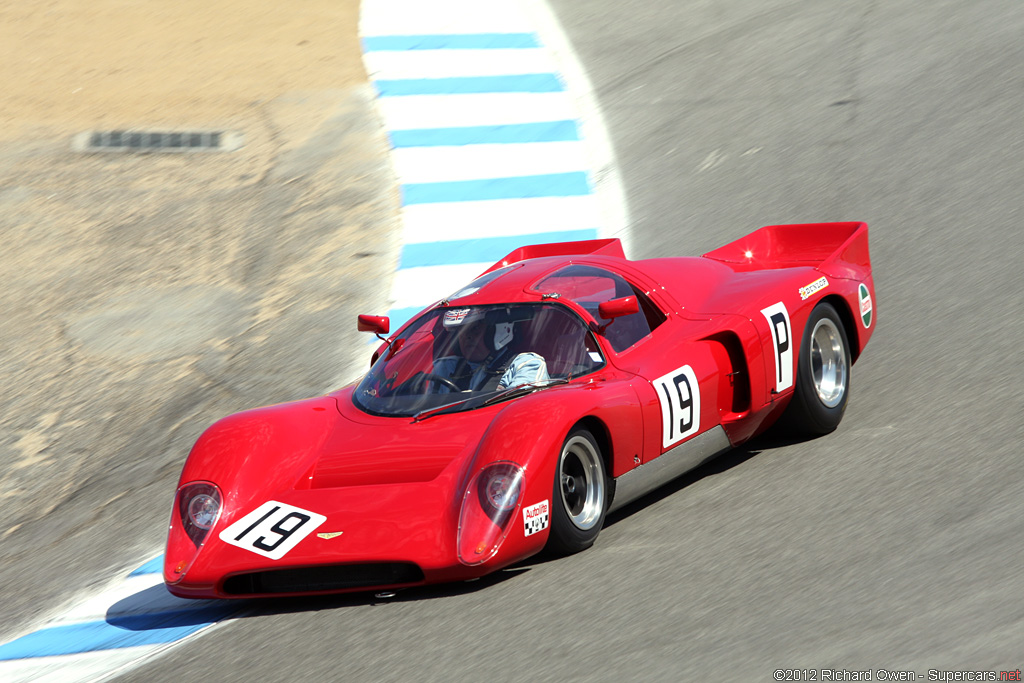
[390,121,579,147]
[402,172,590,204]
[0,606,239,660]
[401,230,598,268]
[363,33,539,51]
[376,74,563,96]
[128,555,164,577]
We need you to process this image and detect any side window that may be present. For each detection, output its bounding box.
[633,284,666,332]
[516,304,606,379]
[533,265,665,352]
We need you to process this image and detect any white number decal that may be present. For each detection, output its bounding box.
[654,364,701,449]
[760,302,793,393]
[219,501,326,560]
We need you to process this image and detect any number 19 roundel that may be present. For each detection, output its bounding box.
[219,501,326,560]
[654,365,701,449]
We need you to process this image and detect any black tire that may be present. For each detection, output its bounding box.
[546,428,609,555]
[779,302,851,435]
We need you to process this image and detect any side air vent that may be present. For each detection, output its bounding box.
[72,130,243,153]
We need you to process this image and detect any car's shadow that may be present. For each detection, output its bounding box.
[604,429,813,528]
[511,429,817,569]
[248,564,531,616]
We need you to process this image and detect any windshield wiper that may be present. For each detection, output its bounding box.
[480,378,569,407]
[412,395,479,423]
[412,379,569,422]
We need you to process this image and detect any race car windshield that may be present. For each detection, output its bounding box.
[353,302,605,417]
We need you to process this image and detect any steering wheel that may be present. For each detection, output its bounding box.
[395,371,461,394]
[420,372,461,392]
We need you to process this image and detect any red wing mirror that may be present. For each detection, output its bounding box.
[358,314,389,335]
[598,296,639,320]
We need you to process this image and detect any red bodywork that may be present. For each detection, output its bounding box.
[165,222,875,598]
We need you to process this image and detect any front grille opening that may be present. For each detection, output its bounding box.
[222,562,425,596]
[72,130,243,153]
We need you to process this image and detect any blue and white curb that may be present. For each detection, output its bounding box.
[0,556,240,682]
[0,1,629,679]
[361,0,629,331]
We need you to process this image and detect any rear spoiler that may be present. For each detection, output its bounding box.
[702,222,871,278]
[480,238,626,275]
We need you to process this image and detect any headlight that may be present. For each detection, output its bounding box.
[458,462,524,566]
[187,492,219,530]
[477,463,522,520]
[165,481,222,585]
[178,482,222,546]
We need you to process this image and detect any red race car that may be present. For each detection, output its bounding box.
[165,222,875,598]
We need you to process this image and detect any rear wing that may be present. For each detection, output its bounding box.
[702,221,871,279]
[480,238,626,275]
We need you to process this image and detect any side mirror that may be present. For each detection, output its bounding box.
[358,314,389,335]
[597,296,639,320]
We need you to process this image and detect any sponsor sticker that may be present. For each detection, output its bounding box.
[859,283,873,328]
[443,308,472,326]
[799,276,829,300]
[523,500,550,536]
[219,501,326,560]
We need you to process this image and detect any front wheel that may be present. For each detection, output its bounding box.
[779,302,851,435]
[546,428,608,556]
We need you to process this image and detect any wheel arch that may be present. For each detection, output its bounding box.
[572,415,613,477]
[820,293,860,363]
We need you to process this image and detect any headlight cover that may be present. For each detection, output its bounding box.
[165,481,222,584]
[457,461,524,566]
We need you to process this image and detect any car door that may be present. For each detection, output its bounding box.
[613,316,726,465]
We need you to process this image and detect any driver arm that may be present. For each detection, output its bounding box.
[498,352,549,389]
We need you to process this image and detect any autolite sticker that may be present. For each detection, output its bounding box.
[799,276,829,300]
[523,500,550,536]
[859,283,873,328]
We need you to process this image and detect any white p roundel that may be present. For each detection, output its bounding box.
[760,302,793,393]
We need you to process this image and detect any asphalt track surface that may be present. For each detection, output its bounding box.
[86,0,1024,680]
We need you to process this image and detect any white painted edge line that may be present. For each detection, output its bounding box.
[376,92,579,129]
[391,141,591,184]
[364,48,555,80]
[517,0,633,253]
[401,196,602,243]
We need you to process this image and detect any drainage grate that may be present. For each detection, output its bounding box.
[72,130,243,153]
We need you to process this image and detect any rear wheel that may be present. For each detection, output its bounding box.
[780,302,851,435]
[546,428,608,555]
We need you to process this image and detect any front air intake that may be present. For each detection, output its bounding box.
[221,562,424,595]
